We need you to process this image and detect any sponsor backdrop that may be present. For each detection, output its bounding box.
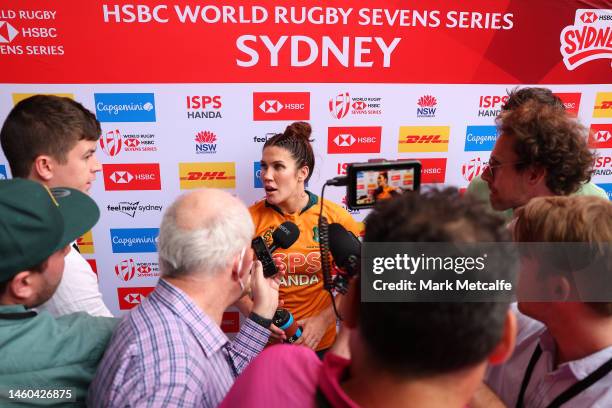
[1,1,611,327]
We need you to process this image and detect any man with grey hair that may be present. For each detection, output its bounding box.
[89,189,281,407]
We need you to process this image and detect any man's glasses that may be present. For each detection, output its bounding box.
[484,159,523,179]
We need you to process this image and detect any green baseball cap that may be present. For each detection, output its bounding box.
[0,178,100,282]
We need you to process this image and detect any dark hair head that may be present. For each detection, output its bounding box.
[497,99,594,195]
[263,121,315,183]
[502,87,565,112]
[361,188,512,377]
[0,95,101,178]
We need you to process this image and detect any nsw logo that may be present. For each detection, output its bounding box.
[102,163,161,191]
[0,164,7,180]
[328,127,382,154]
[462,157,486,182]
[464,126,498,151]
[416,95,437,118]
[195,130,218,154]
[94,93,156,122]
[253,92,310,121]
[117,287,155,310]
[110,228,159,253]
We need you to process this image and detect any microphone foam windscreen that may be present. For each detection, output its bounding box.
[272,221,300,249]
[328,223,361,267]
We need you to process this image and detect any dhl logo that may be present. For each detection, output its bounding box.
[77,230,95,254]
[179,162,236,189]
[594,93,612,118]
[12,93,74,105]
[398,126,450,153]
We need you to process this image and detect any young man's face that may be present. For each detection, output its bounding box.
[481,134,530,211]
[49,139,101,193]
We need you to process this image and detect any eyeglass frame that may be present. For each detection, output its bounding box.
[484,158,524,179]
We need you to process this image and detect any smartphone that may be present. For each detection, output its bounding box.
[251,236,278,277]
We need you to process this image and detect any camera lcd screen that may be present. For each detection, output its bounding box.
[346,161,421,209]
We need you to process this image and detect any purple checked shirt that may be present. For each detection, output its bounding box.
[88,279,270,407]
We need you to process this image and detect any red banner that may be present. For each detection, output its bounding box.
[1,0,610,84]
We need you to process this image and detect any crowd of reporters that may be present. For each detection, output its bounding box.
[0,88,610,407]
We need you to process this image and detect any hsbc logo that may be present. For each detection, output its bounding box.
[103,163,161,191]
[553,93,582,116]
[329,92,382,119]
[117,286,155,310]
[100,129,157,156]
[328,127,382,154]
[333,134,356,147]
[0,21,18,43]
[595,131,611,142]
[589,124,612,149]
[115,258,160,282]
[253,92,310,121]
[109,171,133,184]
[260,100,284,113]
[462,157,486,182]
[581,12,597,24]
[221,311,240,333]
[403,158,447,184]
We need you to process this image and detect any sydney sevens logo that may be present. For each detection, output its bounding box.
[462,157,486,182]
[100,129,123,157]
[560,9,612,70]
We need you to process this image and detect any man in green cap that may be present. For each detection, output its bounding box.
[0,178,117,406]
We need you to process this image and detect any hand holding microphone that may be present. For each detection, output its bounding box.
[252,221,300,277]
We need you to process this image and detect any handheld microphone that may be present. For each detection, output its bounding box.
[273,308,302,344]
[328,223,361,294]
[328,223,361,275]
[269,221,300,252]
[252,221,300,277]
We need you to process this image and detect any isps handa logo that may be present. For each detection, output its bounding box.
[179,162,236,189]
[560,9,612,70]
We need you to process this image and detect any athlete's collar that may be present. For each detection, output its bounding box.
[265,191,318,215]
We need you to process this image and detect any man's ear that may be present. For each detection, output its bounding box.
[488,309,517,365]
[6,271,36,301]
[526,164,547,186]
[549,275,572,301]
[32,155,55,182]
